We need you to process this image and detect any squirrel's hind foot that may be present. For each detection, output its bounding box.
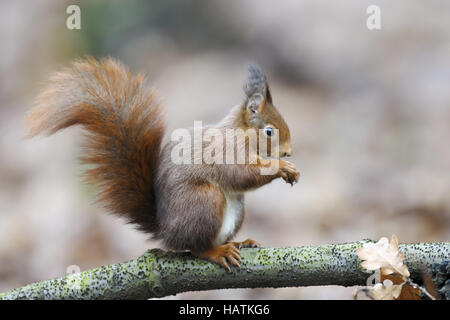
[192,243,241,271]
[229,238,263,249]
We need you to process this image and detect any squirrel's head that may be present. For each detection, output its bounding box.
[243,65,292,158]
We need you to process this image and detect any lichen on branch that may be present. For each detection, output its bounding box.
[0,240,448,300]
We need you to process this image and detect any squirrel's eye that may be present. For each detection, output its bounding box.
[265,127,274,137]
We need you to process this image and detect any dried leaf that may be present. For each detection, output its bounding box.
[381,274,421,300]
[356,235,410,278]
[371,279,404,300]
[421,271,439,300]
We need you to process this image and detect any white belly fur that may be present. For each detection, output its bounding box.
[214,192,243,245]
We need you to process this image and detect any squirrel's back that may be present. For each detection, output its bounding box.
[26,57,165,234]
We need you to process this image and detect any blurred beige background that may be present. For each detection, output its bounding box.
[0,0,449,299]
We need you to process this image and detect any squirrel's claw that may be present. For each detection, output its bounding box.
[230,238,263,249]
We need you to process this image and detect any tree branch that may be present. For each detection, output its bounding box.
[0,240,448,300]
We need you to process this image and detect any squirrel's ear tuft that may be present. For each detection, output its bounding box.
[246,93,265,117]
[244,65,272,104]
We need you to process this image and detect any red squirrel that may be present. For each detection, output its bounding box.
[26,57,299,270]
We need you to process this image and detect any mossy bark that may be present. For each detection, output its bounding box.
[1,240,448,300]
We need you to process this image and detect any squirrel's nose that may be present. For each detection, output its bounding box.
[279,143,292,157]
[282,147,292,157]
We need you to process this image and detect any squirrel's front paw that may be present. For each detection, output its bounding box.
[279,160,300,186]
[192,243,241,271]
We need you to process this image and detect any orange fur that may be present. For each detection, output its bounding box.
[26,57,165,233]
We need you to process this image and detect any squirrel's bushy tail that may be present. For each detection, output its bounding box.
[26,57,165,234]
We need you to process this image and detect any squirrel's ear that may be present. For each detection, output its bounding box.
[244,65,272,104]
[246,93,265,116]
